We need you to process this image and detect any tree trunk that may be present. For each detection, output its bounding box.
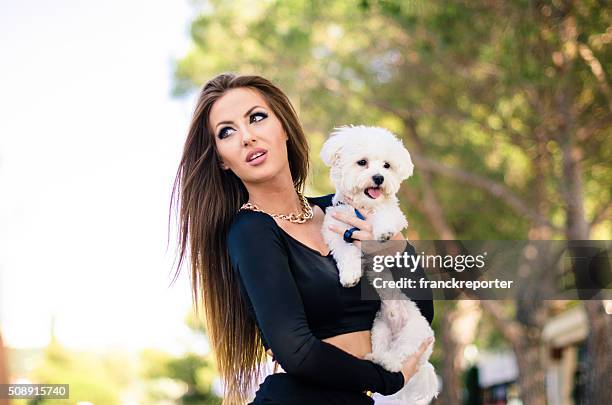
[512,248,551,405]
[434,304,462,404]
[513,135,552,404]
[581,301,611,404]
[558,92,611,404]
[514,332,547,405]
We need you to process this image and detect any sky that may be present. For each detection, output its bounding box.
[0,0,206,353]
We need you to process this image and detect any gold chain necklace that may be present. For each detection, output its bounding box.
[239,190,314,223]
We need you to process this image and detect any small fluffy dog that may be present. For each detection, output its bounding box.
[320,125,438,404]
[320,125,412,287]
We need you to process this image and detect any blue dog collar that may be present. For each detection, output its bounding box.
[342,207,365,243]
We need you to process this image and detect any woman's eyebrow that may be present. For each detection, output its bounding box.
[215,105,264,129]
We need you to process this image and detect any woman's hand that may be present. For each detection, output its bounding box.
[400,337,434,384]
[327,194,404,253]
[327,194,375,251]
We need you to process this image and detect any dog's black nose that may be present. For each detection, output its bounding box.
[372,174,384,185]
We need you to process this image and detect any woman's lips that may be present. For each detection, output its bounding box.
[246,150,268,166]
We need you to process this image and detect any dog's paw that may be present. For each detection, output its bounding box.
[377,231,395,242]
[338,264,361,287]
[339,272,361,287]
[337,254,363,287]
[363,352,375,361]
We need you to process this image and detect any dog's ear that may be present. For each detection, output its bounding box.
[320,126,350,166]
[397,145,415,181]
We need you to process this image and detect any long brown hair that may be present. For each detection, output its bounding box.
[168,73,310,404]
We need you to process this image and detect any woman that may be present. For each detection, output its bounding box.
[170,73,434,404]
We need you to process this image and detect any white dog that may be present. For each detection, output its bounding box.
[320,125,411,288]
[320,125,439,404]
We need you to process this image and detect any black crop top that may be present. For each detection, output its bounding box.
[227,193,434,396]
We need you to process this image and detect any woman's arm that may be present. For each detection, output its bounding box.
[228,211,405,395]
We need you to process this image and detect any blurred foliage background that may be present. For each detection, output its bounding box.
[7,313,221,405]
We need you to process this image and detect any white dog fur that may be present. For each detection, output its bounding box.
[320,125,439,404]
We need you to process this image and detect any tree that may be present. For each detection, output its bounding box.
[140,311,221,405]
[30,337,126,405]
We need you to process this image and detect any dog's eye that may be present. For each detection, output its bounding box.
[357,159,367,166]
[383,162,391,169]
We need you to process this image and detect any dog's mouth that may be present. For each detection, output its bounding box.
[364,187,382,199]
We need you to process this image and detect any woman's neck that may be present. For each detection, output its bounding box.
[245,179,303,214]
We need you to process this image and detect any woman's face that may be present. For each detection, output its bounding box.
[210,87,290,184]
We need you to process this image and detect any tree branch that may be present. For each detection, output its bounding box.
[479,300,523,346]
[411,154,563,232]
[590,201,612,229]
[576,114,612,142]
[577,41,611,110]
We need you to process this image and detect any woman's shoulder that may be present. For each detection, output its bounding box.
[227,210,287,267]
[228,209,281,245]
[307,192,335,212]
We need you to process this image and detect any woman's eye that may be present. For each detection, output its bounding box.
[383,162,391,169]
[217,112,267,139]
[251,112,267,123]
[357,159,367,166]
[218,127,232,139]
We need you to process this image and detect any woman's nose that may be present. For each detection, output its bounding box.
[241,127,256,145]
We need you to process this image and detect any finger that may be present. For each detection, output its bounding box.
[327,224,339,234]
[404,338,432,368]
[327,225,371,243]
[340,196,371,219]
[414,340,432,360]
[328,226,372,242]
[331,211,371,230]
[417,337,434,355]
[347,230,372,241]
[328,224,349,235]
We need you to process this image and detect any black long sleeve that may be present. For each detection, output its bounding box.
[228,211,405,395]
